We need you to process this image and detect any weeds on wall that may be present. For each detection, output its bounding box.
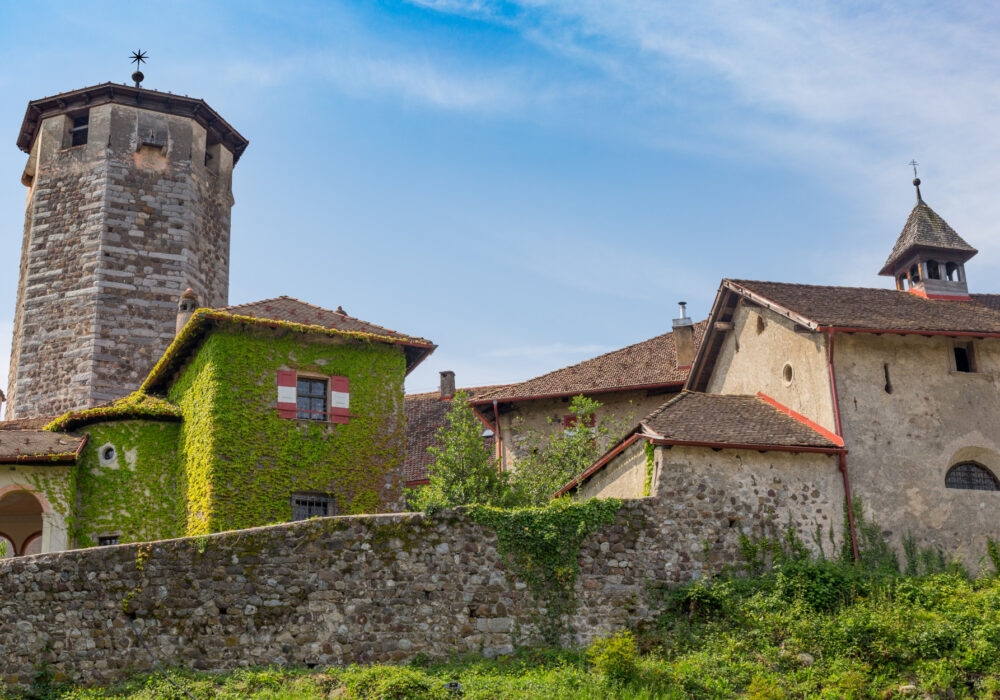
[467,498,623,644]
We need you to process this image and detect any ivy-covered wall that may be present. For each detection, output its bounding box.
[73,420,184,546]
[167,326,407,535]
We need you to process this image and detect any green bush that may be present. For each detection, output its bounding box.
[586,630,640,685]
[341,665,440,700]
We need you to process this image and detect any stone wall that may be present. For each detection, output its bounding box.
[1,497,749,687]
[6,103,236,419]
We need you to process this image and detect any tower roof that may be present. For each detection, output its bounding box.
[16,82,249,163]
[879,199,977,276]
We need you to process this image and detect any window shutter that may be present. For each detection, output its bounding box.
[276,370,297,418]
[330,376,350,424]
[562,415,576,428]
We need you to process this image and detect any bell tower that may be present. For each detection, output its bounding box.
[879,177,976,301]
[5,66,248,419]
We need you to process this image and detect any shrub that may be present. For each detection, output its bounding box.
[342,666,439,700]
[774,557,862,612]
[586,630,640,685]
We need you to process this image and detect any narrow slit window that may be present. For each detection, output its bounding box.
[883,363,892,394]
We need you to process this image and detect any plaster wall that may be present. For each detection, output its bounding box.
[834,332,1000,566]
[495,388,677,471]
[577,439,648,499]
[706,302,835,432]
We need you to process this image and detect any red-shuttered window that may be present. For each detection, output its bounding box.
[276,371,351,424]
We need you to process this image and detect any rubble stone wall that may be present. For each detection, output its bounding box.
[0,495,765,686]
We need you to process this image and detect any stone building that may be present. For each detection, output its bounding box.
[6,81,247,420]
[569,184,1000,566]
[471,315,706,472]
[0,296,434,553]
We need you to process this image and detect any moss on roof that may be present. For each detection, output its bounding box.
[45,392,182,432]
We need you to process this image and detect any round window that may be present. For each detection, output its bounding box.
[100,446,116,463]
[782,363,794,384]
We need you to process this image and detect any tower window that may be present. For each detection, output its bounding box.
[953,341,977,373]
[69,113,89,147]
[945,462,1000,491]
[909,264,921,283]
[291,493,336,520]
[296,377,328,420]
[926,259,941,280]
[945,262,959,282]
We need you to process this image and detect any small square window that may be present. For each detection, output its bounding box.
[291,493,336,521]
[296,377,328,420]
[953,341,977,373]
[98,535,119,546]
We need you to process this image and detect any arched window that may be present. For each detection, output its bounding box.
[945,462,1000,491]
[926,260,941,280]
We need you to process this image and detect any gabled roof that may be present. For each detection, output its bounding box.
[726,280,1000,333]
[473,322,707,404]
[880,200,977,275]
[0,430,87,464]
[641,392,841,449]
[556,391,842,496]
[143,305,436,394]
[45,392,182,432]
[404,385,507,484]
[0,416,58,431]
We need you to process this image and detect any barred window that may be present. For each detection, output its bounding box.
[98,535,120,546]
[291,493,336,520]
[296,378,327,421]
[945,462,1000,491]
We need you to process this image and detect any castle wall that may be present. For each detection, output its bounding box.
[705,302,835,432]
[0,496,781,686]
[834,332,1000,567]
[6,103,235,419]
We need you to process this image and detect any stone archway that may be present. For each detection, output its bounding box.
[0,489,44,556]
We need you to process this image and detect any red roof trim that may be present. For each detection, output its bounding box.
[822,326,1000,338]
[755,392,844,447]
[470,381,685,406]
[404,479,431,487]
[907,288,972,302]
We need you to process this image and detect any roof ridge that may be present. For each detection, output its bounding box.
[224,296,418,341]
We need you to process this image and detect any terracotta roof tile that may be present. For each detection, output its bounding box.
[474,322,707,403]
[0,416,58,431]
[0,430,86,462]
[641,392,839,448]
[728,280,1000,333]
[222,296,432,345]
[404,386,506,484]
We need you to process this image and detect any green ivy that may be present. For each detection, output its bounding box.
[642,440,655,498]
[72,420,184,546]
[45,391,181,432]
[167,325,407,535]
[467,498,623,644]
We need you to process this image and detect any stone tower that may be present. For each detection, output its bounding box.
[6,81,248,419]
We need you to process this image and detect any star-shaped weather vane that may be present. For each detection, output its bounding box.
[130,49,148,88]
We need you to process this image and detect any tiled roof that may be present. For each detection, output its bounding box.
[474,322,707,403]
[727,280,1000,333]
[222,296,433,345]
[0,430,86,463]
[880,200,977,275]
[0,416,58,431]
[641,392,840,449]
[404,386,507,484]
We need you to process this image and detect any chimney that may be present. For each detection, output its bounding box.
[439,370,456,399]
[176,288,199,336]
[672,301,695,370]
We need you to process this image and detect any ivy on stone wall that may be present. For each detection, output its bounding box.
[467,498,623,644]
[643,440,655,498]
[71,421,185,547]
[168,325,407,536]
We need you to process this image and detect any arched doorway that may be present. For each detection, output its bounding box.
[0,489,44,556]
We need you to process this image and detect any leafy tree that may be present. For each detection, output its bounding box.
[409,391,514,510]
[509,395,628,506]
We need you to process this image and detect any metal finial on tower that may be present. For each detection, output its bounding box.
[130,50,148,88]
[909,159,922,202]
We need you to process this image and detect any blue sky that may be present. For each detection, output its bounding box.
[2,1,999,396]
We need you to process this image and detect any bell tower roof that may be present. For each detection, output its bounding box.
[879,196,977,277]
